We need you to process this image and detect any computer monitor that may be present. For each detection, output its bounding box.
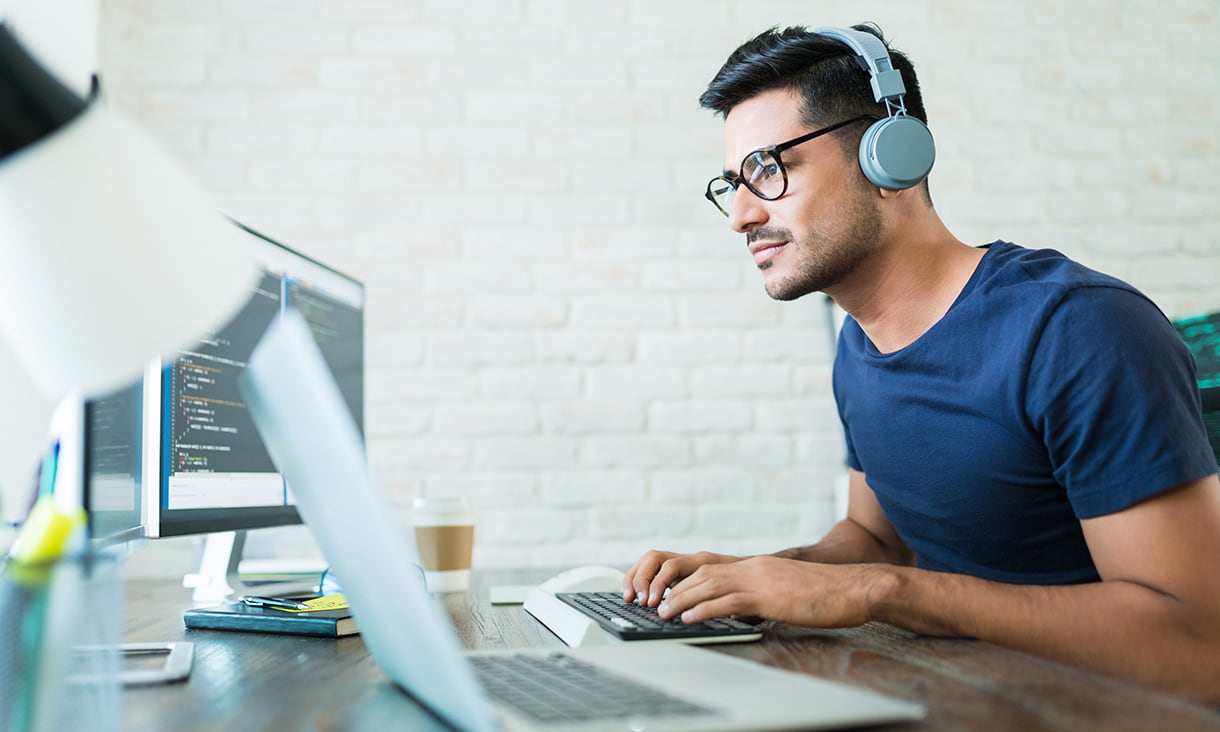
[139,221,365,600]
[83,380,145,550]
[81,381,196,686]
[1174,311,1220,467]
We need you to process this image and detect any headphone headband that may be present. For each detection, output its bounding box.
[813,26,906,103]
[810,26,935,190]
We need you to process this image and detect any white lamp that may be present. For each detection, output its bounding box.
[0,22,255,519]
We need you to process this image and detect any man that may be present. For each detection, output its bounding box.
[624,24,1220,703]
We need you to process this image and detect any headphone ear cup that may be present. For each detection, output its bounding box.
[858,116,935,190]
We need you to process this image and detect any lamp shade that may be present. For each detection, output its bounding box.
[0,23,255,398]
[0,336,55,521]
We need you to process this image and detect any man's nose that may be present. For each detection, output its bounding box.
[727,187,767,234]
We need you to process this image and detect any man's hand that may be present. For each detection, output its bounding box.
[654,555,890,628]
[622,550,742,607]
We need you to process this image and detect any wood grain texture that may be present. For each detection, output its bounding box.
[120,570,1220,731]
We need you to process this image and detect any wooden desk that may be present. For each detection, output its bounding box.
[121,569,1220,731]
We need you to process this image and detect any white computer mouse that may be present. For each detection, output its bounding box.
[538,565,625,594]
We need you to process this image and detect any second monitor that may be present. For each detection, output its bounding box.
[142,221,365,601]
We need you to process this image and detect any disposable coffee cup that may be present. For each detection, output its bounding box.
[411,497,475,593]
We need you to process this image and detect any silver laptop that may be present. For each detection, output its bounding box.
[240,311,925,732]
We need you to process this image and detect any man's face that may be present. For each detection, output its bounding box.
[721,88,883,301]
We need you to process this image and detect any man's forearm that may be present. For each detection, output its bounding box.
[772,517,914,566]
[871,564,1220,704]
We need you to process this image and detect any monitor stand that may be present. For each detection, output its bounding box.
[183,530,321,604]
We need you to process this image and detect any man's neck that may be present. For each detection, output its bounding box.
[828,216,982,355]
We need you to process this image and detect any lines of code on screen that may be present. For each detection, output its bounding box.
[166,272,282,479]
[289,282,364,431]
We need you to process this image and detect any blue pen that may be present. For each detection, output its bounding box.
[37,441,59,499]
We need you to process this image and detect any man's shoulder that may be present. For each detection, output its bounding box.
[972,241,1148,318]
[979,241,1135,293]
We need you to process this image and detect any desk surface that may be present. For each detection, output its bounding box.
[121,568,1220,731]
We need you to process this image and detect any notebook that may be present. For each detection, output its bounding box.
[240,310,925,732]
[183,600,358,637]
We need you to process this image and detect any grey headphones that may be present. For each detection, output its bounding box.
[814,26,935,190]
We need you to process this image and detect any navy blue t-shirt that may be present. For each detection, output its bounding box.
[834,241,1217,585]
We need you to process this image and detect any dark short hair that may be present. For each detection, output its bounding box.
[700,24,928,152]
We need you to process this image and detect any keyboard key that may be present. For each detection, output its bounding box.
[470,652,715,723]
[554,592,759,641]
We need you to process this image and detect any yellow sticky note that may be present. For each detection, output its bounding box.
[10,497,84,564]
[284,593,349,613]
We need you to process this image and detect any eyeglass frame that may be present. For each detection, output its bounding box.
[704,114,879,216]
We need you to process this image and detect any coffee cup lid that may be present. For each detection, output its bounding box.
[412,496,471,512]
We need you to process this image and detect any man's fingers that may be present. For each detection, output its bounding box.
[624,551,676,603]
[677,594,747,624]
[644,557,684,606]
[624,550,744,606]
[656,563,766,624]
[661,580,758,624]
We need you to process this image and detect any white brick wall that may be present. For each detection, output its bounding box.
[99,0,1220,576]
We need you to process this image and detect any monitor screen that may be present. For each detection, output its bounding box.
[143,221,364,538]
[1174,311,1220,466]
[83,380,145,546]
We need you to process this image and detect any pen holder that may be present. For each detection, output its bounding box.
[0,553,122,732]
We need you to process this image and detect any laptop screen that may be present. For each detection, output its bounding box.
[240,311,498,732]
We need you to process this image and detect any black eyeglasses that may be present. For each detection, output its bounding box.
[704,115,877,216]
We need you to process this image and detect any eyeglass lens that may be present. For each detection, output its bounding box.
[743,150,784,196]
[707,149,785,215]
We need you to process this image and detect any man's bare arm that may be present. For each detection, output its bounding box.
[871,474,1220,701]
[659,475,1220,703]
[623,470,909,604]
[773,469,914,566]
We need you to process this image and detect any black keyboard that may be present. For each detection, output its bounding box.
[469,652,715,723]
[555,592,760,641]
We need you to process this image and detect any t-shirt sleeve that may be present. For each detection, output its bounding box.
[1024,286,1217,519]
[841,412,862,471]
[834,324,864,473]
